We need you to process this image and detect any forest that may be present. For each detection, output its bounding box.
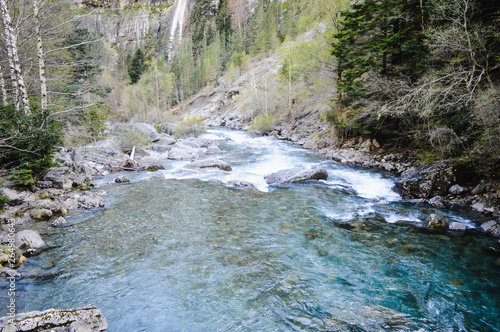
[0,0,499,184]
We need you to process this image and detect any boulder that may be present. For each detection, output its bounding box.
[138,157,165,171]
[424,214,449,229]
[0,305,108,331]
[36,200,66,215]
[480,220,500,237]
[15,230,46,254]
[51,217,67,227]
[227,180,256,189]
[264,168,328,185]
[0,267,21,278]
[206,145,222,155]
[396,162,455,198]
[159,122,177,135]
[429,196,446,208]
[90,180,108,188]
[471,180,491,195]
[62,191,106,210]
[115,176,130,183]
[186,158,232,172]
[167,147,195,160]
[30,209,53,221]
[42,167,74,190]
[449,222,467,232]
[2,188,35,206]
[449,184,466,195]
[129,123,160,142]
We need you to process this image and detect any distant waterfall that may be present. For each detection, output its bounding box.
[168,0,188,61]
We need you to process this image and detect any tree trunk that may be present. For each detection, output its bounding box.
[34,0,47,109]
[0,0,30,114]
[2,30,19,110]
[0,63,7,106]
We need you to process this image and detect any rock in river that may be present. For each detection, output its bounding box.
[186,158,232,171]
[15,230,46,254]
[264,168,328,185]
[0,304,108,331]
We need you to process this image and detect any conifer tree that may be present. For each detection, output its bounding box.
[128,48,146,84]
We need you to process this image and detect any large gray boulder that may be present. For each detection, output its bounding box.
[15,230,46,254]
[138,157,165,171]
[167,147,196,160]
[396,162,455,199]
[264,168,328,185]
[1,188,35,206]
[424,214,449,229]
[0,305,107,331]
[186,158,232,172]
[42,167,74,189]
[130,123,160,142]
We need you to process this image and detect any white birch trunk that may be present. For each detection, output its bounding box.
[2,31,19,109]
[0,0,30,114]
[0,63,7,106]
[33,0,47,109]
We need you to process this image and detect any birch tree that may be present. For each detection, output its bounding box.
[0,0,30,113]
[33,0,47,109]
[0,63,6,105]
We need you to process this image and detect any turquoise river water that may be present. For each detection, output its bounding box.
[2,128,499,331]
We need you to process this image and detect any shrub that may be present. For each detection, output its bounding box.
[249,113,277,134]
[0,105,62,174]
[9,169,36,186]
[176,116,206,138]
[118,129,151,152]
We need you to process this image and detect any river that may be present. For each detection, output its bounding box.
[4,128,500,331]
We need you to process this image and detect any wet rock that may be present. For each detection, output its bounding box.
[42,167,74,190]
[62,191,106,210]
[167,147,196,160]
[30,209,52,221]
[429,196,446,208]
[480,220,500,237]
[396,162,455,199]
[227,180,255,189]
[424,214,449,229]
[449,222,467,232]
[0,267,21,278]
[264,168,328,185]
[130,122,160,142]
[0,304,108,331]
[449,184,466,195]
[35,181,52,189]
[206,145,222,155]
[138,157,165,171]
[159,135,177,145]
[121,158,139,170]
[90,180,108,188]
[2,188,35,206]
[472,202,486,212]
[115,176,130,183]
[36,200,66,216]
[15,230,46,254]
[51,217,67,227]
[186,158,232,172]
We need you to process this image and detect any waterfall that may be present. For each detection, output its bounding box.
[168,0,188,61]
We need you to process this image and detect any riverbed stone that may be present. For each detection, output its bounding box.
[15,230,46,254]
[480,220,500,237]
[115,176,130,183]
[30,208,52,221]
[227,180,255,189]
[206,145,222,155]
[449,222,467,232]
[138,157,165,171]
[424,214,448,229]
[449,184,466,195]
[51,217,68,227]
[2,188,35,206]
[167,147,197,160]
[186,158,232,171]
[264,168,328,185]
[0,305,108,331]
[429,196,446,208]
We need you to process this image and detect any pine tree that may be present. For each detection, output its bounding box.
[128,48,146,84]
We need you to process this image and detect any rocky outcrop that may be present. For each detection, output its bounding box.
[42,167,74,190]
[186,158,232,171]
[264,168,328,185]
[396,162,455,199]
[0,305,107,331]
[424,214,448,229]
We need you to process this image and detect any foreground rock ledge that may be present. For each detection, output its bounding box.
[265,168,328,185]
[0,305,107,332]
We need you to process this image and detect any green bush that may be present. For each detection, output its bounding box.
[118,129,151,152]
[0,105,62,174]
[249,113,277,134]
[0,191,9,206]
[9,169,36,186]
[176,116,206,138]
